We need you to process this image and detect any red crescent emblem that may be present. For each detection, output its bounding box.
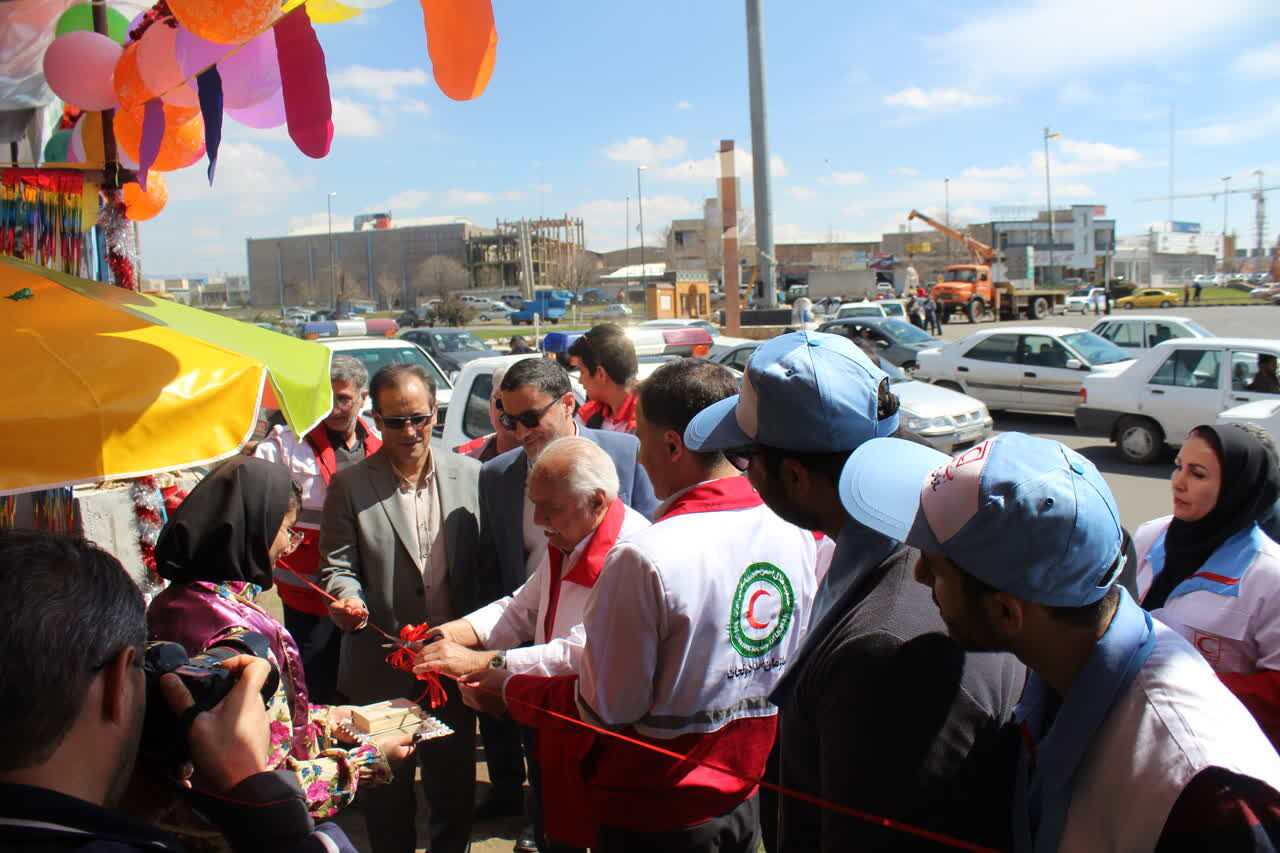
[746,589,773,629]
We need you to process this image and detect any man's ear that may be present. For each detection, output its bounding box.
[100,646,138,726]
[662,429,683,461]
[780,456,811,499]
[985,591,1025,638]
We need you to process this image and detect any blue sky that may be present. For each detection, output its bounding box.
[144,0,1280,278]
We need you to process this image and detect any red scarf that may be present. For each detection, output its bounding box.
[544,498,626,640]
[577,391,638,432]
[656,475,763,522]
[304,418,382,484]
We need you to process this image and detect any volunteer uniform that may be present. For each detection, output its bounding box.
[1016,590,1280,852]
[254,419,380,703]
[1135,516,1280,744]
[456,432,502,462]
[504,476,818,851]
[574,391,637,434]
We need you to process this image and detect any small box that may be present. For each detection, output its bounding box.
[351,699,428,735]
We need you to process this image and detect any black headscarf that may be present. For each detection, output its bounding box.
[155,456,294,589]
[1144,424,1280,609]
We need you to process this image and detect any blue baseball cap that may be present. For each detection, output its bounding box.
[684,331,899,453]
[838,432,1124,607]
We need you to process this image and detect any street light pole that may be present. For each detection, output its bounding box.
[637,166,647,301]
[327,191,337,310]
[745,0,776,308]
[1043,127,1059,284]
[1221,175,1231,271]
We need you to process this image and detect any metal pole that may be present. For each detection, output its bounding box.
[276,242,284,313]
[1222,176,1231,270]
[1044,127,1055,284]
[625,194,630,298]
[720,140,741,334]
[745,0,776,308]
[327,192,337,310]
[637,166,646,303]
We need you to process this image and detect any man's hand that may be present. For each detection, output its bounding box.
[160,655,271,793]
[329,597,368,632]
[413,639,497,679]
[370,729,417,766]
[425,619,477,646]
[459,668,510,718]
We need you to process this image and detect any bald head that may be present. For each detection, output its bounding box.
[529,437,620,552]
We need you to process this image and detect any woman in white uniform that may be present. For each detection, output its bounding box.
[1134,422,1280,748]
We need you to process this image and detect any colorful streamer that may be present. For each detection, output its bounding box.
[0,169,89,276]
[196,67,224,183]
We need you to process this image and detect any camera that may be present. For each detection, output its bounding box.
[141,628,280,772]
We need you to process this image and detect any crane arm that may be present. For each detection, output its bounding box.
[1136,186,1280,203]
[906,209,996,264]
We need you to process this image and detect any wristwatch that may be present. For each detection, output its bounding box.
[489,651,507,669]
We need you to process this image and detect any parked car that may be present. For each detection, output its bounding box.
[399,327,499,379]
[1089,315,1213,350]
[476,307,514,322]
[1064,286,1108,314]
[1076,337,1280,463]
[711,341,760,372]
[1217,397,1280,438]
[1250,284,1280,299]
[1116,288,1181,309]
[915,326,1135,415]
[817,317,941,370]
[877,357,994,452]
[635,318,755,355]
[320,335,453,430]
[597,303,633,319]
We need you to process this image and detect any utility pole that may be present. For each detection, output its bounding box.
[327,191,337,310]
[1043,127,1060,285]
[944,177,951,267]
[1222,175,1231,271]
[624,194,630,296]
[1255,170,1266,260]
[745,0,776,307]
[636,167,646,301]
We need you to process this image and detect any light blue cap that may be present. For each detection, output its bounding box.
[839,432,1124,607]
[684,331,898,453]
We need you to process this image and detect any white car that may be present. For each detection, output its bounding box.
[597,304,633,319]
[835,300,908,320]
[1217,398,1280,438]
[1076,337,1280,463]
[1089,315,1214,350]
[915,326,1135,416]
[322,337,454,423]
[1064,286,1108,314]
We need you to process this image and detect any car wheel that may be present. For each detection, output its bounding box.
[1116,416,1164,464]
[1122,302,1135,310]
[1160,300,1171,308]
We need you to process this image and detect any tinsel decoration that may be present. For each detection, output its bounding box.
[132,476,166,589]
[100,189,139,290]
[128,0,177,43]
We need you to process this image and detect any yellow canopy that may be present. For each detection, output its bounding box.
[0,256,332,495]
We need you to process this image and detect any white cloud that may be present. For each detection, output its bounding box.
[963,165,1027,180]
[167,142,315,217]
[1041,138,1143,176]
[330,66,430,101]
[892,167,921,177]
[376,189,432,211]
[676,100,693,110]
[883,87,1004,111]
[1233,42,1280,78]
[332,98,384,138]
[655,149,789,182]
[819,171,866,186]
[400,99,431,115]
[604,136,688,164]
[1182,101,1280,145]
[788,186,818,201]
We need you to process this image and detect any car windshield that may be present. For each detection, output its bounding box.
[879,318,934,343]
[1061,332,1132,365]
[837,305,881,318]
[1186,321,1213,336]
[342,345,451,389]
[432,332,488,353]
[1070,287,1091,297]
[946,268,978,283]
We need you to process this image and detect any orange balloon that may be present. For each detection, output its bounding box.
[169,0,280,45]
[419,0,497,101]
[113,103,205,172]
[112,42,155,111]
[123,172,169,221]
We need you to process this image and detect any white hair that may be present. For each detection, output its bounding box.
[531,436,619,504]
[490,363,512,400]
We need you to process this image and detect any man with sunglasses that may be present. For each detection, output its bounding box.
[319,364,483,853]
[683,331,1024,852]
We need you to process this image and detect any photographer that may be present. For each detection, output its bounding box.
[0,529,354,853]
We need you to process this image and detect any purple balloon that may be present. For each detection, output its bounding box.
[175,26,281,110]
[225,86,286,129]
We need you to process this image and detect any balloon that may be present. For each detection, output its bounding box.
[168,0,281,45]
[225,86,286,128]
[136,24,199,108]
[113,103,205,171]
[55,4,131,43]
[43,32,123,111]
[70,112,107,164]
[306,0,364,24]
[419,0,497,102]
[123,173,169,221]
[176,27,280,110]
[43,130,72,163]
[112,42,155,111]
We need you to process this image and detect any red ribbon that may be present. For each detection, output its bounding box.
[382,622,447,709]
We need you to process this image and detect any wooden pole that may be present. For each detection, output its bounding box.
[720,140,741,334]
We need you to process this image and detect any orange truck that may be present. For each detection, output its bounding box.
[906,210,1067,323]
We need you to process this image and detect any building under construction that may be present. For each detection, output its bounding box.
[468,216,587,297]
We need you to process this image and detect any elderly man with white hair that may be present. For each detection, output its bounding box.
[415,435,649,852]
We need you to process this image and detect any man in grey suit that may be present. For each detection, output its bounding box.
[472,357,659,853]
[320,363,481,853]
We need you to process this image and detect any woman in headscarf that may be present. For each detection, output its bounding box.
[1134,422,1280,747]
[147,456,412,818]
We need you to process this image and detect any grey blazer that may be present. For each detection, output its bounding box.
[319,447,482,703]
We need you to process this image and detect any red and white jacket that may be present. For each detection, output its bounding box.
[254,419,380,614]
[574,391,638,434]
[504,476,818,835]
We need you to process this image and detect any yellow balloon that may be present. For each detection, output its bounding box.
[307,0,363,23]
[79,111,106,164]
[79,182,101,231]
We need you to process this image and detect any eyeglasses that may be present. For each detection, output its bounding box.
[725,447,761,473]
[284,527,305,554]
[379,411,435,431]
[498,398,559,431]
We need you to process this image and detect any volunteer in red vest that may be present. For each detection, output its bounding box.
[461,358,817,853]
[569,323,638,433]
[254,354,380,704]
[1134,422,1280,747]
[414,436,649,852]
[454,361,521,462]
[842,431,1280,852]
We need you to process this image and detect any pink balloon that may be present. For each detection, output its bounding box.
[176,27,281,110]
[44,31,122,111]
[136,24,199,108]
[225,85,285,128]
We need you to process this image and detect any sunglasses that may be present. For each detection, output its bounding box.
[379,411,434,431]
[497,398,559,431]
[284,527,305,554]
[725,447,761,473]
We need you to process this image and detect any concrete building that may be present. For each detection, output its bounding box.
[987,205,1117,284]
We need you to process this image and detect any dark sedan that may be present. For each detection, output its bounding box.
[816,316,941,370]
[400,327,499,377]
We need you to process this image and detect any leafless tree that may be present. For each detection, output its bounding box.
[561,251,601,295]
[375,272,402,309]
[413,255,470,304]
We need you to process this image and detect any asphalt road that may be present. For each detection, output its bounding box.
[929,303,1279,531]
